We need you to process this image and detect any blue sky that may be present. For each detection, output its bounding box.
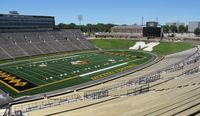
[1,0,200,25]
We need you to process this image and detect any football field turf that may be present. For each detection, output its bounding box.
[0,50,154,98]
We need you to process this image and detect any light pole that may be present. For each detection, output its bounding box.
[78,15,83,26]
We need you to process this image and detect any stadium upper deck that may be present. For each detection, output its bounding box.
[0,13,55,32]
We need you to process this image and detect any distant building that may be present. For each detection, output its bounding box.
[111,25,143,33]
[166,22,185,28]
[188,21,200,32]
[0,13,55,32]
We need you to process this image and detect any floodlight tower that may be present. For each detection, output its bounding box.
[142,16,144,26]
[156,17,158,23]
[78,15,83,26]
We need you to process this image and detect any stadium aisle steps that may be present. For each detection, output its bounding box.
[136,80,200,115]
[175,104,200,116]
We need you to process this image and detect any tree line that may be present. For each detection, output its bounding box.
[194,28,200,36]
[163,25,188,33]
[56,23,200,36]
[55,23,116,33]
[163,25,200,36]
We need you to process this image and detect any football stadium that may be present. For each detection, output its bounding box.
[0,13,160,100]
[1,1,200,115]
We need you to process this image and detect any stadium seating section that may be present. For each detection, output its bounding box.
[0,30,96,60]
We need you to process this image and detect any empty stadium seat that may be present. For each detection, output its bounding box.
[0,29,96,60]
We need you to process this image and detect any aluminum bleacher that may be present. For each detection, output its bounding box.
[0,29,96,60]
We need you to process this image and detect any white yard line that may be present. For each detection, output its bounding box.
[33,55,80,64]
[10,68,48,84]
[79,62,128,77]
[0,54,80,66]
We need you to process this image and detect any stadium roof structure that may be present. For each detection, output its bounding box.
[0,13,54,18]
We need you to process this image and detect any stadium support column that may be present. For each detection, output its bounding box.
[7,103,12,116]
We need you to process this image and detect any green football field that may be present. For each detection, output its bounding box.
[0,50,154,98]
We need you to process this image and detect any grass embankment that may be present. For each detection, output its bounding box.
[91,39,195,56]
[91,39,136,49]
[153,42,195,56]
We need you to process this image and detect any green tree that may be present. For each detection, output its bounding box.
[178,25,186,33]
[185,25,188,33]
[163,25,170,33]
[194,28,200,36]
[56,23,68,29]
[170,25,178,33]
[56,23,116,33]
[56,23,78,29]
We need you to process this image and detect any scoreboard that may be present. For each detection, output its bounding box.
[146,22,158,27]
[143,27,161,37]
[143,22,163,38]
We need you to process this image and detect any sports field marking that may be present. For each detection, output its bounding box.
[16,61,130,93]
[33,55,80,64]
[79,62,128,77]
[3,53,119,85]
[0,80,20,93]
[0,50,152,96]
[6,54,137,85]
[20,75,80,93]
[12,68,48,84]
